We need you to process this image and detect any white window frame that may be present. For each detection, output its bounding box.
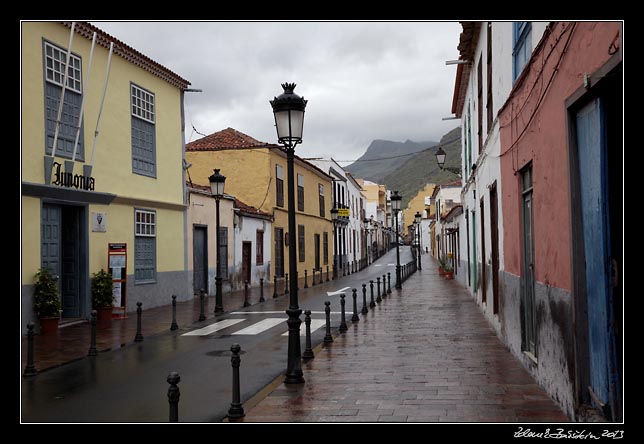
[131,84,156,124]
[44,41,82,94]
[135,209,156,237]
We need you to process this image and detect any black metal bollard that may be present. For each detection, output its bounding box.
[171,295,179,330]
[369,280,375,308]
[312,269,316,286]
[326,265,329,282]
[382,274,387,298]
[134,302,144,342]
[376,277,382,303]
[387,272,392,294]
[88,310,98,356]
[361,284,369,314]
[259,278,265,302]
[302,310,314,360]
[343,262,346,276]
[273,275,278,299]
[351,288,360,322]
[304,269,309,288]
[23,322,37,377]
[285,273,289,294]
[198,289,206,322]
[167,371,180,422]
[323,301,333,344]
[228,343,245,419]
[243,281,251,307]
[339,294,348,333]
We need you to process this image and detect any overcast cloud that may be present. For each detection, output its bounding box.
[94,21,462,164]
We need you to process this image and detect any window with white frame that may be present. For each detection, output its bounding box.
[513,22,532,81]
[43,41,84,159]
[131,84,156,124]
[131,83,157,177]
[135,209,157,283]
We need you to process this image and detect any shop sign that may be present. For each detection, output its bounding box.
[52,161,95,191]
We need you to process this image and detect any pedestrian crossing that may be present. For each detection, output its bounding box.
[181,317,330,337]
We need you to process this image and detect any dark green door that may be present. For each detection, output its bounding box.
[61,206,81,318]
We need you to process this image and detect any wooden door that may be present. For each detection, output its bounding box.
[242,241,252,283]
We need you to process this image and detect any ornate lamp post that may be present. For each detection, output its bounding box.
[435,146,462,177]
[391,191,402,289]
[209,168,226,314]
[415,211,422,270]
[331,206,338,279]
[270,82,307,384]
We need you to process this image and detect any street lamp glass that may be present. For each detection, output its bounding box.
[391,191,401,211]
[209,168,226,197]
[331,207,338,221]
[415,211,421,224]
[270,83,307,144]
[435,146,447,169]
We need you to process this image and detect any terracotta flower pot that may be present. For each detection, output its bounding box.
[444,271,454,280]
[96,306,113,321]
[438,267,445,276]
[39,316,60,334]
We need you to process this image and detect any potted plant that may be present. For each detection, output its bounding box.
[33,268,61,334]
[437,255,447,276]
[443,262,454,280]
[91,269,114,322]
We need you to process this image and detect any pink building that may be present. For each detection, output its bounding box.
[498,22,622,421]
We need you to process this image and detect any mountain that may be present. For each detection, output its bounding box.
[380,126,461,208]
[344,139,437,183]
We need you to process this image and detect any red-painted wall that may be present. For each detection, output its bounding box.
[499,22,621,292]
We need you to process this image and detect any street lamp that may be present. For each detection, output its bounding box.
[270,82,307,385]
[331,206,338,279]
[415,211,422,270]
[435,146,462,177]
[209,168,226,314]
[391,191,402,289]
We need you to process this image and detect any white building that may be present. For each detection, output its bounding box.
[231,198,273,289]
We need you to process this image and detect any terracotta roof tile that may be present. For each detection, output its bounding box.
[234,198,273,219]
[186,127,276,152]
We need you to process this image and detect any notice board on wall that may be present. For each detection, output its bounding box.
[108,243,127,319]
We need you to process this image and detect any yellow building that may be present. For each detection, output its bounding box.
[186,128,334,287]
[402,184,436,236]
[21,22,191,331]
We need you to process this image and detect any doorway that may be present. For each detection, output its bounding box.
[41,203,84,319]
[193,226,208,294]
[242,241,252,283]
[520,164,536,357]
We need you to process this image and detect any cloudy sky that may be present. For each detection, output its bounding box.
[94,21,462,164]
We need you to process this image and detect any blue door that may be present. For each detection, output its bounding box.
[576,97,618,415]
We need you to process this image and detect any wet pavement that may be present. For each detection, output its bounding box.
[238,255,570,423]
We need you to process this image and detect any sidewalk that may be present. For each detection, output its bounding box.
[237,258,570,423]
[20,273,340,373]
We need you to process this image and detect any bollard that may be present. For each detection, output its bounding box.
[171,295,179,330]
[339,294,348,333]
[302,310,314,360]
[351,288,360,322]
[134,302,144,342]
[382,274,387,298]
[369,280,376,308]
[243,281,251,307]
[23,321,37,377]
[323,301,333,344]
[259,278,265,302]
[273,275,278,299]
[167,372,181,422]
[198,289,206,322]
[304,269,309,288]
[313,268,317,286]
[228,343,245,419]
[387,272,392,294]
[361,284,369,314]
[326,265,329,282]
[88,310,98,356]
[285,273,289,295]
[376,277,382,303]
[343,262,346,277]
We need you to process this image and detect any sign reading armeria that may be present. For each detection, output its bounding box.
[52,162,95,191]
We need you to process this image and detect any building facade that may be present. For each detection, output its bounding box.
[21,22,191,332]
[232,198,273,289]
[451,21,623,420]
[185,128,333,288]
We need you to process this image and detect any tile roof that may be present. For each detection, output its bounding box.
[234,198,273,220]
[186,127,277,152]
[64,22,190,90]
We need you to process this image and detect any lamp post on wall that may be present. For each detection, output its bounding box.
[391,191,402,289]
[435,146,462,177]
[209,169,226,314]
[415,211,422,270]
[270,82,307,384]
[331,206,338,279]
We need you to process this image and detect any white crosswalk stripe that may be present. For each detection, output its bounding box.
[181,318,245,336]
[232,318,284,335]
[281,319,326,336]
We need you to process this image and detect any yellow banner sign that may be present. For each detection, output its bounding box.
[337,208,350,217]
